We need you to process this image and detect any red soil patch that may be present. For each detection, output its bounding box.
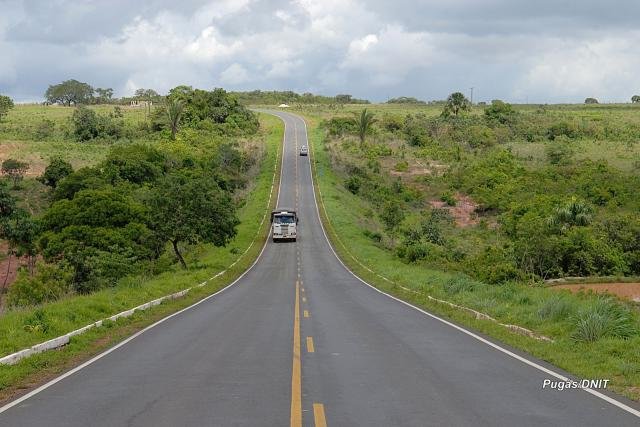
[429,194,479,227]
[554,283,640,302]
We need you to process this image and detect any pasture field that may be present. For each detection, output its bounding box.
[296,102,640,401]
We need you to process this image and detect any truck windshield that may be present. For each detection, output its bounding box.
[274,215,295,224]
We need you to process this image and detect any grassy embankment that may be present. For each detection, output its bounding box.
[0,112,282,400]
[302,107,640,402]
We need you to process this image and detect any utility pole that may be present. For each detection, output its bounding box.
[469,87,474,105]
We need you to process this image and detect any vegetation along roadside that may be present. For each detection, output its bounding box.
[299,98,640,402]
[0,88,282,402]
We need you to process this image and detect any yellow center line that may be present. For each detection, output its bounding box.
[304,310,309,318]
[290,281,302,427]
[306,336,315,353]
[313,403,327,427]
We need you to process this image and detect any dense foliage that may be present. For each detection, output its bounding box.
[322,101,640,284]
[2,85,262,307]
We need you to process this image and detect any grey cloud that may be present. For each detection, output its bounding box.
[1,0,639,103]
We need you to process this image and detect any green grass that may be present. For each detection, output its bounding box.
[304,113,640,401]
[0,113,282,395]
[0,104,151,176]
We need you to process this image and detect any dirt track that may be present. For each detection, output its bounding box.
[554,282,640,302]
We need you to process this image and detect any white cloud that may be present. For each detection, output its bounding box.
[341,25,435,85]
[519,34,640,102]
[267,59,303,79]
[220,63,250,85]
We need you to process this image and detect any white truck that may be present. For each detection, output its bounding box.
[271,208,298,242]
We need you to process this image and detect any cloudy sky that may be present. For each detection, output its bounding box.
[1,0,640,103]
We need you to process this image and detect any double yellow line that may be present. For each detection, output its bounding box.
[291,280,327,427]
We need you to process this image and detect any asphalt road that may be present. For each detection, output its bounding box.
[1,111,639,426]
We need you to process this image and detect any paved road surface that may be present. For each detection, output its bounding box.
[1,111,639,426]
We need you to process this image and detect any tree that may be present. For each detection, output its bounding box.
[442,92,471,118]
[71,106,99,141]
[148,173,239,268]
[94,88,114,104]
[585,97,599,104]
[40,188,157,291]
[335,94,352,105]
[545,137,574,165]
[484,100,517,125]
[166,99,184,140]
[0,95,14,122]
[380,200,405,234]
[2,209,39,275]
[38,157,73,188]
[548,197,593,230]
[0,183,17,292]
[45,79,94,106]
[632,95,640,104]
[353,108,377,145]
[1,159,29,188]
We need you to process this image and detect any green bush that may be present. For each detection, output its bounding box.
[572,297,637,342]
[38,157,73,188]
[440,191,456,206]
[7,263,74,307]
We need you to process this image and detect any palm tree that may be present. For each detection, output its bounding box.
[442,92,471,118]
[353,108,377,145]
[548,197,593,230]
[165,99,184,140]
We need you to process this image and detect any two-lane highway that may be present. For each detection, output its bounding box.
[1,111,639,426]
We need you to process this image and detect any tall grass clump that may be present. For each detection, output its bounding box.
[572,297,638,342]
[443,274,479,295]
[538,294,576,321]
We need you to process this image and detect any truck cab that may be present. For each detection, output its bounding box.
[271,208,298,242]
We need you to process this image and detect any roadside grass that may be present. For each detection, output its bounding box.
[0,113,282,398]
[304,114,640,402]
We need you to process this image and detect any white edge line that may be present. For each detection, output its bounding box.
[294,112,640,419]
[0,115,285,415]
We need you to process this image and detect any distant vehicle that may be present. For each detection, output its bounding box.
[278,103,290,108]
[299,145,308,156]
[271,208,297,242]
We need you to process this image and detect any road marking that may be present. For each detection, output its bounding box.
[290,281,302,427]
[293,112,640,420]
[302,296,307,303]
[313,403,327,427]
[306,337,315,353]
[304,310,309,318]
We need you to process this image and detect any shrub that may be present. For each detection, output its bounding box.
[38,157,73,188]
[440,191,456,206]
[345,175,361,194]
[33,119,56,140]
[7,263,74,307]
[484,100,517,125]
[572,298,637,342]
[394,161,409,172]
[1,158,29,187]
[545,136,574,165]
[547,121,578,140]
